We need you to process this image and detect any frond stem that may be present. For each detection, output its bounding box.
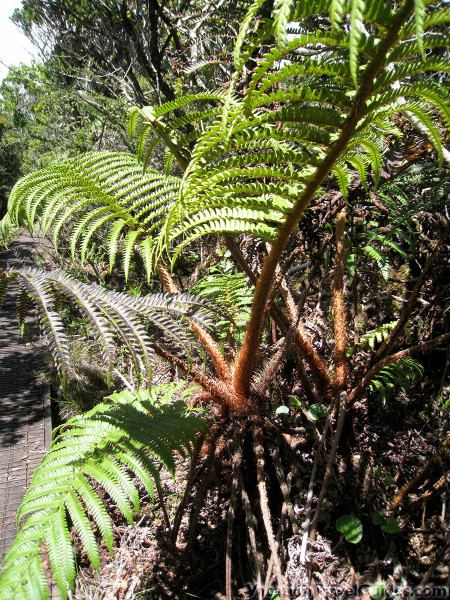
[332,209,347,390]
[348,332,450,407]
[232,0,415,398]
[156,262,231,381]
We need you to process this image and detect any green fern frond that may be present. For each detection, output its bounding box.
[387,31,450,62]
[346,134,383,186]
[234,0,267,70]
[138,92,225,122]
[273,0,295,48]
[349,0,366,85]
[183,55,232,76]
[3,152,181,280]
[152,0,450,263]
[372,58,450,93]
[16,286,29,337]
[128,94,226,170]
[359,321,398,349]
[17,269,70,386]
[0,385,207,600]
[193,272,254,342]
[368,357,424,404]
[398,102,445,166]
[413,0,426,56]
[330,0,346,33]
[332,160,352,199]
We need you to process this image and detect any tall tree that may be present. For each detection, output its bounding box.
[12,0,252,105]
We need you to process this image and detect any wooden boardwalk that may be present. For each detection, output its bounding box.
[0,233,52,562]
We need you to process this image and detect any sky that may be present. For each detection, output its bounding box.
[0,0,37,83]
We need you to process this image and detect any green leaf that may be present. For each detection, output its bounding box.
[275,405,290,416]
[371,510,385,526]
[336,515,363,543]
[380,517,400,534]
[308,403,328,421]
[288,396,301,409]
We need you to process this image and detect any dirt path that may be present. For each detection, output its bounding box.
[0,232,52,562]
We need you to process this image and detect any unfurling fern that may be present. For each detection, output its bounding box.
[0,384,207,600]
[368,357,424,404]
[0,267,217,386]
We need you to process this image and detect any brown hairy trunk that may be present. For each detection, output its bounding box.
[279,280,332,394]
[152,344,251,413]
[155,262,178,294]
[231,0,415,399]
[190,321,231,381]
[332,209,347,390]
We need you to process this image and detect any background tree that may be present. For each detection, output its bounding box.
[12,0,255,105]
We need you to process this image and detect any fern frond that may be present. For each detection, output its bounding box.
[3,152,181,280]
[0,386,207,600]
[193,272,254,343]
[349,0,366,85]
[273,0,295,48]
[368,357,424,404]
[17,269,70,386]
[128,94,226,170]
[359,321,398,350]
[0,270,16,309]
[361,244,390,281]
[234,0,267,70]
[4,267,216,386]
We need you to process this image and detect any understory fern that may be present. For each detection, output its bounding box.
[0,384,207,600]
[369,357,424,404]
[359,321,398,350]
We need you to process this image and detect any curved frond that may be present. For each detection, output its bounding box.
[0,386,207,600]
[148,0,448,264]
[3,152,181,280]
[4,267,217,385]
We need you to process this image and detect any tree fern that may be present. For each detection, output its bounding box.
[0,3,448,598]
[0,384,207,600]
[151,0,449,274]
